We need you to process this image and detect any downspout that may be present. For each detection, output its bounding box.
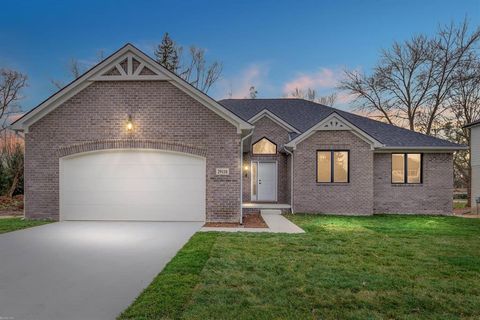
[284,147,295,214]
[240,130,254,224]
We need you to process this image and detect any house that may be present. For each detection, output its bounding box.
[463,120,480,211]
[11,44,466,222]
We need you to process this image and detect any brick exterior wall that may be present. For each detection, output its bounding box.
[292,130,374,215]
[373,153,453,215]
[25,81,241,222]
[242,116,291,204]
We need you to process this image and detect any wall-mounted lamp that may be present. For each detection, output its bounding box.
[243,165,249,177]
[126,115,133,131]
[244,165,249,171]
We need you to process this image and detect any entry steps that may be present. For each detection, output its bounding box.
[260,209,282,215]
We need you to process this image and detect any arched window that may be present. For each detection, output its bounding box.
[252,137,277,155]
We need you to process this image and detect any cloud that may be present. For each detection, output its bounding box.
[215,64,270,99]
[283,67,344,95]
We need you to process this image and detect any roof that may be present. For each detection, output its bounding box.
[11,44,253,134]
[219,98,465,150]
[463,119,480,129]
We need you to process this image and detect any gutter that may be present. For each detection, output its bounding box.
[239,130,253,224]
[375,146,469,152]
[283,147,294,214]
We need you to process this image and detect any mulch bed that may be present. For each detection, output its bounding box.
[0,195,24,217]
[204,213,268,228]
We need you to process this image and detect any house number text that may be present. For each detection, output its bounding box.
[216,168,230,175]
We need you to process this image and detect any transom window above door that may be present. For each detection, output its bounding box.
[252,137,277,155]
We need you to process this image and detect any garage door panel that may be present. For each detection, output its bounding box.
[60,150,206,221]
[61,178,205,193]
[62,205,202,221]
[61,187,205,206]
[63,163,204,180]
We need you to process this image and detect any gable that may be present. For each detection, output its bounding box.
[285,112,384,150]
[251,115,292,147]
[248,109,300,134]
[12,44,252,133]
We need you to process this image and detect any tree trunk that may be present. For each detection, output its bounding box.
[7,169,20,198]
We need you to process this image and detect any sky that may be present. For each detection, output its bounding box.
[0,0,479,113]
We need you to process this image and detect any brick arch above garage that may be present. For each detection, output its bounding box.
[57,139,207,158]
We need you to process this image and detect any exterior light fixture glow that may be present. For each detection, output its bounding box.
[244,165,249,171]
[126,115,133,131]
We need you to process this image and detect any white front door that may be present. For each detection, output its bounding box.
[253,161,277,201]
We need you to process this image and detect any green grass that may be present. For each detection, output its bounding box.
[0,217,52,234]
[119,215,480,320]
[454,199,468,209]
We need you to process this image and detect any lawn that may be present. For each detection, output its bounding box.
[120,215,480,320]
[0,217,51,234]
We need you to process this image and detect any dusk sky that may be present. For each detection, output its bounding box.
[1,0,479,112]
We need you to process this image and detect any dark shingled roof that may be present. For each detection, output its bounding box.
[219,98,464,148]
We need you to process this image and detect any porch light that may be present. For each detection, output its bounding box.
[244,165,249,171]
[126,115,133,131]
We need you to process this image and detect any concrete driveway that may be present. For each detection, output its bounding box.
[0,221,202,320]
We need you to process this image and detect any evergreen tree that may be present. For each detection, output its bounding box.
[155,33,179,72]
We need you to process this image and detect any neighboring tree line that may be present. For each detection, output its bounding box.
[340,19,480,201]
[0,69,26,197]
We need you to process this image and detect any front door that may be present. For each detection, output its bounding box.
[252,161,277,201]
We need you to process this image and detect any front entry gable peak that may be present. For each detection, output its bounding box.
[285,112,384,149]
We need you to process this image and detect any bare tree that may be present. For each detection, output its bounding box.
[248,86,258,99]
[0,69,26,197]
[0,138,24,197]
[179,46,223,93]
[52,50,106,89]
[51,58,86,89]
[155,33,223,93]
[444,58,480,202]
[0,69,27,132]
[317,93,338,106]
[289,87,337,106]
[341,19,480,134]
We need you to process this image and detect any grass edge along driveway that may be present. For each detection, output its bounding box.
[120,214,480,319]
[0,217,52,234]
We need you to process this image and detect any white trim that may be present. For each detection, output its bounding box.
[116,63,127,76]
[240,130,254,224]
[11,44,253,133]
[283,147,294,214]
[285,112,384,149]
[248,109,300,134]
[375,146,466,153]
[242,203,290,209]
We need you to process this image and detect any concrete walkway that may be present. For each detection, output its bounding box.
[201,213,305,234]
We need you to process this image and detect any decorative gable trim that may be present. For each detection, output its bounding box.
[285,112,384,149]
[91,53,169,81]
[11,44,253,133]
[248,109,301,134]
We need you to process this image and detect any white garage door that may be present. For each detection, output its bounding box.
[60,150,206,221]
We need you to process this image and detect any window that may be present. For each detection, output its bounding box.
[252,137,277,155]
[316,150,349,183]
[391,153,422,184]
[251,162,258,197]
